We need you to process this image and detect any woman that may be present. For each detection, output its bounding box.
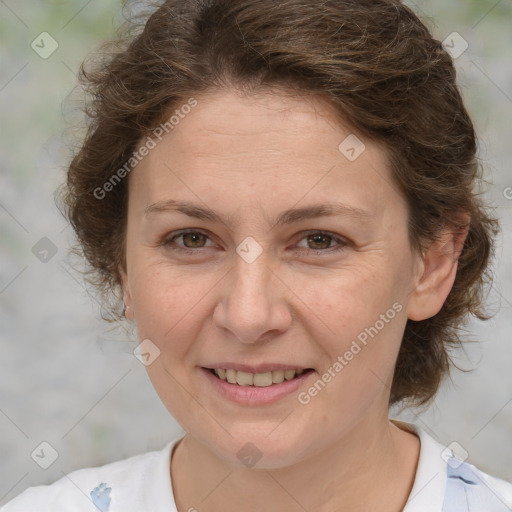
[4,0,512,510]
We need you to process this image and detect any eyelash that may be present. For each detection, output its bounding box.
[161,229,348,256]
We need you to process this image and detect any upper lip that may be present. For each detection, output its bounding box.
[202,363,313,373]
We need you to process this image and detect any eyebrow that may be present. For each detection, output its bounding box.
[144,199,371,229]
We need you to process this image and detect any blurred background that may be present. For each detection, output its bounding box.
[0,0,511,505]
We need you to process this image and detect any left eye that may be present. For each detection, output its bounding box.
[295,232,345,252]
[163,230,346,254]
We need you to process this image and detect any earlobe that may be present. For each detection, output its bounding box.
[119,267,134,321]
[407,216,469,321]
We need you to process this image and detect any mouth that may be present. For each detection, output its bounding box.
[200,365,315,405]
[204,367,315,387]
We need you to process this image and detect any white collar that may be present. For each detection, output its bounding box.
[392,419,448,512]
[150,420,449,511]
[144,435,182,511]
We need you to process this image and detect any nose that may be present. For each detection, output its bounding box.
[212,251,292,344]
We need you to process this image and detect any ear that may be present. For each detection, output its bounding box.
[407,214,470,321]
[119,265,134,321]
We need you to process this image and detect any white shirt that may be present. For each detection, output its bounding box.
[3,420,512,511]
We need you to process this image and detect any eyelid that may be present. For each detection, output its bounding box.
[162,228,348,253]
[163,228,216,248]
[293,230,348,254]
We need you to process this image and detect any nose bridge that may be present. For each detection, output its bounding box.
[214,247,290,344]
[233,250,272,302]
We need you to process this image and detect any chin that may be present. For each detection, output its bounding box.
[207,424,315,470]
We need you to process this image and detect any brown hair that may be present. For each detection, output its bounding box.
[58,0,499,408]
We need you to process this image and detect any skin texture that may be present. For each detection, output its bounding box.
[120,88,467,511]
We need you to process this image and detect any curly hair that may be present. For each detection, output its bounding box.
[58,0,499,408]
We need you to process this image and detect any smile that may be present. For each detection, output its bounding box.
[200,367,315,405]
[210,368,309,387]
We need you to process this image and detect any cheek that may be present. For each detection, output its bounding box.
[127,262,213,413]
[303,263,404,336]
[128,238,411,361]
[300,262,408,386]
[303,282,406,427]
[128,258,215,346]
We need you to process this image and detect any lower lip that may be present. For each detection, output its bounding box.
[200,367,315,405]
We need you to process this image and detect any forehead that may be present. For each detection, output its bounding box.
[129,88,403,224]
[158,88,363,162]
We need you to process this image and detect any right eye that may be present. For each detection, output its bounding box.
[161,229,215,254]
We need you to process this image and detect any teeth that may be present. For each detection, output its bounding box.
[272,370,285,383]
[253,372,273,387]
[284,369,296,380]
[236,371,253,386]
[212,368,306,387]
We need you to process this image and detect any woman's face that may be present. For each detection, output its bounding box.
[121,88,422,468]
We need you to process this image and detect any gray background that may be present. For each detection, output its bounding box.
[0,0,511,505]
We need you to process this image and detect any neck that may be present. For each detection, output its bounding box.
[171,415,420,512]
